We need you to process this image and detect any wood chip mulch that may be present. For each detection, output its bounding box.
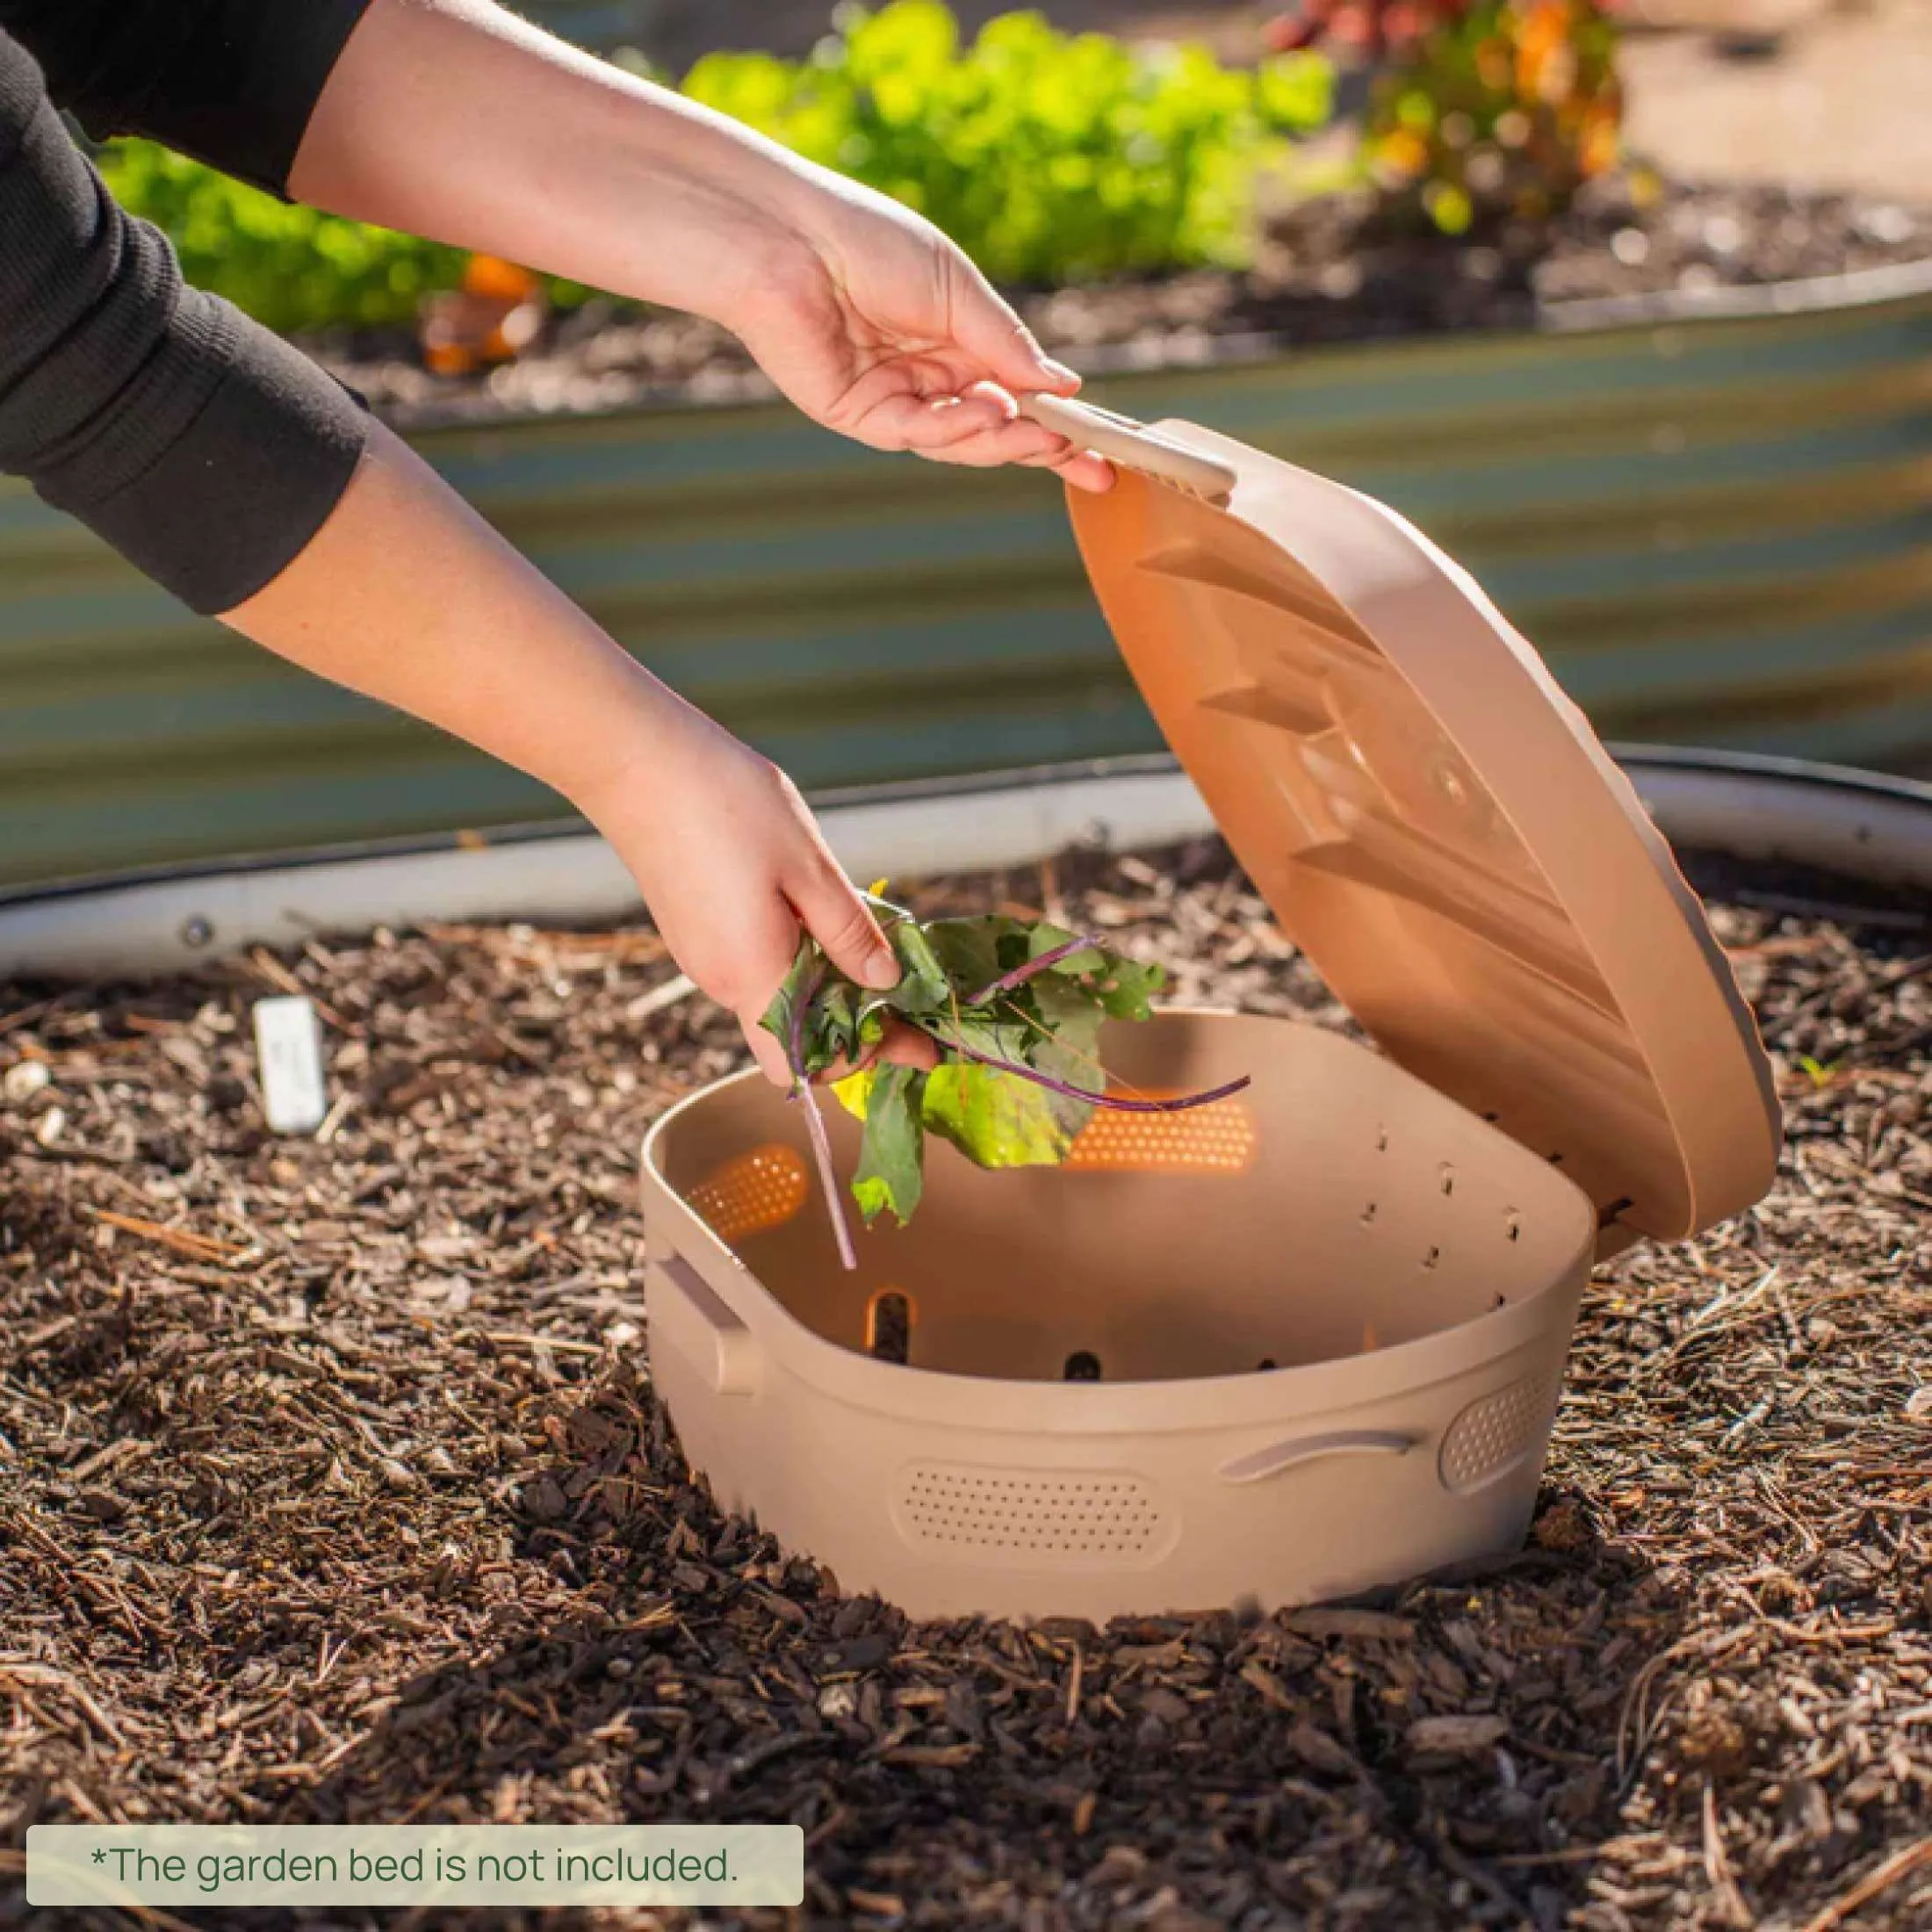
[1,839,1928,1931]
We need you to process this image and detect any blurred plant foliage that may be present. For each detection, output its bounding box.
[97,2,1331,334]
[97,141,591,335]
[680,2,1333,284]
[1371,0,1621,234]
[1272,0,1622,235]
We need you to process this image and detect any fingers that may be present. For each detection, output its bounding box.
[1021,443,1117,494]
[944,255,1082,400]
[876,1022,942,1071]
[811,1020,942,1087]
[863,384,1034,461]
[904,390,1014,451]
[737,1007,797,1089]
[862,386,1115,494]
[783,843,900,993]
[915,415,1116,493]
[707,772,897,1087]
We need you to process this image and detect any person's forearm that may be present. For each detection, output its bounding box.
[221,420,700,817]
[288,0,825,328]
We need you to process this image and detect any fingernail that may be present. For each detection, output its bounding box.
[1042,357,1081,389]
[863,951,900,990]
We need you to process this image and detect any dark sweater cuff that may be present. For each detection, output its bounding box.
[40,290,370,616]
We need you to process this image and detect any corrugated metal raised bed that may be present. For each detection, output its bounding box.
[3,261,1929,891]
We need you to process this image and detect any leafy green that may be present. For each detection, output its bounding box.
[848,1061,926,1223]
[686,4,1334,285]
[760,890,1244,1265]
[97,140,473,335]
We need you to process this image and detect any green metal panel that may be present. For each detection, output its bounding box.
[4,273,1931,890]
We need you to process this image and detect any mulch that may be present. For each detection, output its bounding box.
[310,171,1932,431]
[1,838,1928,1931]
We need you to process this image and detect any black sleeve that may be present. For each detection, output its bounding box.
[0,0,375,196]
[0,30,369,615]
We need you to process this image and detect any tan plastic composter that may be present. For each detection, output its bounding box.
[638,395,1783,1622]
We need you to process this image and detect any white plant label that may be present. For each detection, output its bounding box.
[252,997,328,1135]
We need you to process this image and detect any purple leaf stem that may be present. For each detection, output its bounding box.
[786,965,858,1272]
[920,1022,1251,1114]
[967,934,1106,1006]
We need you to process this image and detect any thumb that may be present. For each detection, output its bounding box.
[946,257,1080,400]
[785,847,901,994]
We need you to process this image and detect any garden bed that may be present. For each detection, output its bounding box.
[316,171,1932,429]
[1,839,1927,1929]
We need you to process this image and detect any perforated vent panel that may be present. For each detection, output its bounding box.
[687,1144,809,1244]
[894,1465,1172,1567]
[1066,1097,1256,1173]
[1438,1369,1562,1495]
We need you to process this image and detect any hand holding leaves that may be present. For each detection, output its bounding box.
[761,890,1249,1266]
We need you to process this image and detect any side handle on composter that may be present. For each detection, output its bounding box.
[1018,393,1238,505]
[1217,1431,1415,1485]
[647,1256,762,1398]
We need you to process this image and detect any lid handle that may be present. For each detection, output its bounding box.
[1020,393,1237,505]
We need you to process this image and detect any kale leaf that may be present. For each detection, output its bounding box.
[759,889,1244,1266]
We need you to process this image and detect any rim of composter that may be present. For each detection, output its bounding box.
[640,1009,1597,1435]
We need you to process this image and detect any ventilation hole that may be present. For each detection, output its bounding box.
[687,1143,811,1244]
[1547,1150,1565,1165]
[1440,1167,1456,1196]
[868,1289,912,1365]
[897,1466,1165,1562]
[1375,1127,1389,1153]
[1598,1195,1635,1229]
[1256,1358,1278,1373]
[1066,1098,1258,1174]
[1493,1295,1509,1310]
[1360,1201,1378,1227]
[1423,1246,1441,1271]
[1063,1351,1101,1382]
[1481,1111,1500,1124]
[1440,1372,1561,1493]
[1505,1214,1521,1243]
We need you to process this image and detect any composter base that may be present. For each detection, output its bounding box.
[639,1011,1598,1621]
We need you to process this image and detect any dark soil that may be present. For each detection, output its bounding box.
[314,173,1932,430]
[2,840,1928,1931]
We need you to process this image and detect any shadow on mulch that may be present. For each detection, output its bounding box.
[271,1402,1688,1932]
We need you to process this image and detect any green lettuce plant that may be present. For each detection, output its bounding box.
[99,139,470,335]
[686,3,1333,285]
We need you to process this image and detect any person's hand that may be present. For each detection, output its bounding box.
[721,173,1117,493]
[296,4,1112,490]
[577,700,941,1089]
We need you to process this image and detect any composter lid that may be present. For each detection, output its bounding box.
[1037,400,1781,1245]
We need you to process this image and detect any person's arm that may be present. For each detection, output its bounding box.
[2,2,1077,1072]
[289,0,1114,489]
[222,422,921,1085]
[0,21,910,1076]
